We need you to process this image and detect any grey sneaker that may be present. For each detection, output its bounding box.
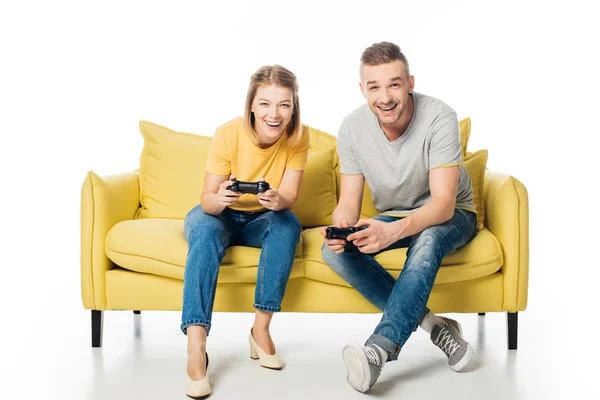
[431,317,473,372]
[341,342,386,393]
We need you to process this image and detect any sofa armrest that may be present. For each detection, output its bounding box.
[81,171,140,310]
[483,170,529,312]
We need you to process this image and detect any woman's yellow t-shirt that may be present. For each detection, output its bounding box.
[206,117,310,211]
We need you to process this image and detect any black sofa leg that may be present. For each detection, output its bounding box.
[92,310,103,348]
[478,312,486,316]
[133,310,141,315]
[507,312,518,350]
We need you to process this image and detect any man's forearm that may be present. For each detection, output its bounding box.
[393,197,455,240]
[332,203,360,226]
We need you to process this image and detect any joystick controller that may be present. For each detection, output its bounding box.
[325,226,366,240]
[226,179,270,194]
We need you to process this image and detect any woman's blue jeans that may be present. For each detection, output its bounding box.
[321,209,477,360]
[180,204,302,335]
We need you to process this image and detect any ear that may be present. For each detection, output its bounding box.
[359,82,367,98]
[408,75,415,93]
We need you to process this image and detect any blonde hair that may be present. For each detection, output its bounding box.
[244,65,301,142]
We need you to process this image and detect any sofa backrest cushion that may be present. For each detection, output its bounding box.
[459,117,488,230]
[291,126,338,226]
[459,117,471,159]
[137,120,338,227]
[463,149,488,230]
[291,145,338,227]
[138,121,211,219]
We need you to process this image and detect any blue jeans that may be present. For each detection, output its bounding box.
[181,204,302,335]
[321,208,477,360]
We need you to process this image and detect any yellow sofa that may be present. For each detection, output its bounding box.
[81,120,528,350]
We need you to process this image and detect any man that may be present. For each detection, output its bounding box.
[321,42,478,393]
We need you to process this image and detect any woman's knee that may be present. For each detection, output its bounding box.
[184,205,226,242]
[266,210,302,236]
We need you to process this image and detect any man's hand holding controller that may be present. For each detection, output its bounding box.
[321,220,366,254]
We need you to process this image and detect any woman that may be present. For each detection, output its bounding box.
[182,65,309,398]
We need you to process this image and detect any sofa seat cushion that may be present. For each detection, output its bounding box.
[302,227,503,286]
[106,219,304,283]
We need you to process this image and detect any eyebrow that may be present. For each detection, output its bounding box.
[366,76,403,86]
[257,98,292,104]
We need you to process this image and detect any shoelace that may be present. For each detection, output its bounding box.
[364,346,382,367]
[435,327,461,357]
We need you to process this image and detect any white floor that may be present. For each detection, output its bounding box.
[81,312,532,400]
[1,295,590,400]
[2,255,598,400]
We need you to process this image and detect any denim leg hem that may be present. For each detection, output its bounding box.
[181,319,211,336]
[253,304,281,313]
[365,334,400,362]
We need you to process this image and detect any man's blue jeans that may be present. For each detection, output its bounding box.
[181,205,302,335]
[321,209,477,360]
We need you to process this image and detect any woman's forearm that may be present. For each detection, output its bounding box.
[200,192,227,216]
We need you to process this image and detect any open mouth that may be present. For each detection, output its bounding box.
[265,120,282,127]
[378,104,397,112]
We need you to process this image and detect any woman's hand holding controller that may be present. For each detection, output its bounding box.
[257,178,280,210]
[216,175,242,206]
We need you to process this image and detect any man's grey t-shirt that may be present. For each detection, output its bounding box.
[338,92,475,216]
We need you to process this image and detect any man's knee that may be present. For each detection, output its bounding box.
[321,243,335,264]
[411,228,443,251]
[406,230,443,279]
[321,243,346,271]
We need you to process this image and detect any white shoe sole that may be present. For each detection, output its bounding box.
[440,318,474,372]
[342,343,370,393]
[450,343,474,372]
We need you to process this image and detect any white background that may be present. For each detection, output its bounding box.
[1,0,599,398]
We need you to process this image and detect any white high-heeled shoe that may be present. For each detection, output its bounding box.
[249,329,284,370]
[185,353,211,398]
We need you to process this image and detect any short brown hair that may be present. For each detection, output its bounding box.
[361,42,410,75]
[244,65,301,141]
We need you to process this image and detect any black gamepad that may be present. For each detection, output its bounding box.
[325,226,366,240]
[226,179,270,194]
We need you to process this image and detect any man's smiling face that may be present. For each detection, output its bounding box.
[360,60,414,128]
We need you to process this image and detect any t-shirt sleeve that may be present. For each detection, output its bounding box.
[205,128,231,176]
[428,112,462,169]
[286,127,310,170]
[338,120,362,175]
